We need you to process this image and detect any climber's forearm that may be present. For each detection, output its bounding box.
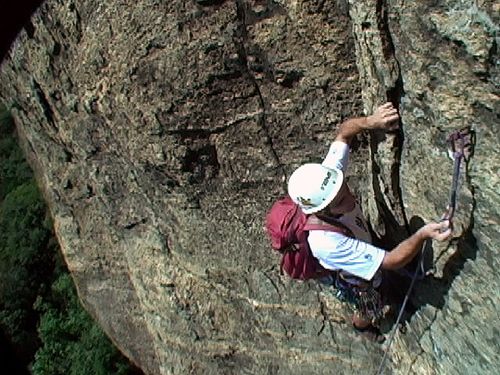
[335,117,369,145]
[335,102,399,145]
[381,231,426,270]
[381,221,452,270]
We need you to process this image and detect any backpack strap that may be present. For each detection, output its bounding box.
[304,215,353,237]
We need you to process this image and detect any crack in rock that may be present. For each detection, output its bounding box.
[234,0,285,181]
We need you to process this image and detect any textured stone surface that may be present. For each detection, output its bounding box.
[0,0,498,374]
[349,1,499,374]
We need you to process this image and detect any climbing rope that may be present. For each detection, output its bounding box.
[375,127,474,375]
[375,243,425,375]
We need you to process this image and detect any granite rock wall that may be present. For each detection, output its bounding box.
[0,0,498,374]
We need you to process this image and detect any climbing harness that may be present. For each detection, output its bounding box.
[333,271,385,324]
[375,127,474,375]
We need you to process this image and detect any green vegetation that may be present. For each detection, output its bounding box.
[0,182,50,360]
[0,105,33,200]
[0,104,141,374]
[32,271,132,375]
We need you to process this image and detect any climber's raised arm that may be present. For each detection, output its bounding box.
[335,102,400,145]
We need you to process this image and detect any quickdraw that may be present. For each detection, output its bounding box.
[442,127,475,224]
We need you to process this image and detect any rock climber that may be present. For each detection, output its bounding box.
[287,102,452,340]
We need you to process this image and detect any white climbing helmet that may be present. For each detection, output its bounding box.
[287,163,343,214]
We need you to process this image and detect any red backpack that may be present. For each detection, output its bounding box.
[265,196,348,280]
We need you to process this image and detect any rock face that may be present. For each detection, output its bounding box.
[0,0,498,374]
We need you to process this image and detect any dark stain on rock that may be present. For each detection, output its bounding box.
[32,79,58,132]
[195,0,227,7]
[181,144,220,184]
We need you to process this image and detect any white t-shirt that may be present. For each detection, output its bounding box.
[308,141,386,281]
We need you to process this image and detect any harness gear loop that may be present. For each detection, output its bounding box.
[333,271,385,324]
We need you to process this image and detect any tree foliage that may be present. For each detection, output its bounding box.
[32,273,132,375]
[0,104,32,200]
